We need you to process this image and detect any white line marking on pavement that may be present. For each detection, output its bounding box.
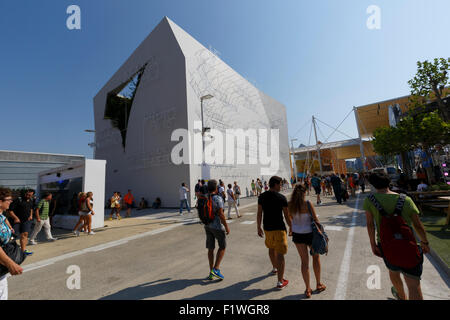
[334,215,349,219]
[334,193,360,300]
[226,220,235,224]
[324,226,343,231]
[240,221,256,225]
[20,223,185,274]
[17,201,262,275]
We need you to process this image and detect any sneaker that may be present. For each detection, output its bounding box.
[270,268,277,275]
[391,286,401,300]
[29,240,37,245]
[88,231,95,235]
[276,279,289,289]
[24,250,33,256]
[211,268,224,280]
[207,273,214,281]
[48,237,57,241]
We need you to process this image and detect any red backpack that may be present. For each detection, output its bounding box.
[197,194,215,225]
[368,193,422,269]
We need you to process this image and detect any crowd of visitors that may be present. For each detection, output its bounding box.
[0,168,433,300]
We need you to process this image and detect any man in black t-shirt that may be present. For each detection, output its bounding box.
[200,180,208,195]
[257,176,292,290]
[7,189,35,256]
[195,180,202,199]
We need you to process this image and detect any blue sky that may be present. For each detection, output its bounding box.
[0,0,449,158]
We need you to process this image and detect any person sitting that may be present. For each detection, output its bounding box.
[137,198,148,210]
[152,198,161,209]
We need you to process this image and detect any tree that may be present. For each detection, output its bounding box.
[372,126,406,158]
[408,58,450,121]
[373,111,450,181]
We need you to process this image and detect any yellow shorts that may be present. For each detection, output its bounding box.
[264,230,288,255]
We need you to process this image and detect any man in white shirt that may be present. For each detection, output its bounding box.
[179,183,191,215]
[417,181,428,192]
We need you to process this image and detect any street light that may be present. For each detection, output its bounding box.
[291,138,298,183]
[85,129,96,159]
[200,94,213,179]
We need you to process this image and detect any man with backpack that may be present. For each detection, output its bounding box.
[363,172,430,300]
[197,179,230,281]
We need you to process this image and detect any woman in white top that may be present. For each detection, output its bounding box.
[288,183,326,298]
[226,184,241,219]
[85,192,95,235]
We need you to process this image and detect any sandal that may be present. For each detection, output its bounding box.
[304,288,312,298]
[316,283,326,293]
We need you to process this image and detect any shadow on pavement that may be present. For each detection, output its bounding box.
[99,277,218,300]
[100,274,273,300]
[185,274,276,300]
[280,290,326,300]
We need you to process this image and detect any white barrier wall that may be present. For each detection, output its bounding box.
[38,159,106,230]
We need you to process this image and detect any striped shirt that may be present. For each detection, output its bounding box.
[37,199,50,220]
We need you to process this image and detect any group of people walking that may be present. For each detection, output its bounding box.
[200,170,430,300]
[300,172,368,205]
[200,176,326,298]
[0,187,95,299]
[72,192,96,236]
[190,180,242,219]
[108,189,135,220]
[251,178,290,197]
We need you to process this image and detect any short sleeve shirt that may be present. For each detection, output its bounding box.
[0,214,12,246]
[363,193,420,243]
[258,191,288,231]
[37,199,50,220]
[311,177,321,188]
[124,194,134,204]
[10,197,33,221]
[179,187,188,200]
[207,195,225,231]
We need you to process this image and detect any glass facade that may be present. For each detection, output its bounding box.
[0,151,85,190]
[40,177,83,216]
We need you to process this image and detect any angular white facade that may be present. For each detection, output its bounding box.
[93,17,290,207]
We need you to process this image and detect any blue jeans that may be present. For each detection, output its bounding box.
[180,199,191,213]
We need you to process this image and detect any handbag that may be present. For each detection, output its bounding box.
[306,201,329,256]
[0,237,27,277]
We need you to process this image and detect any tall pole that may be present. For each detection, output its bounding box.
[291,139,298,182]
[312,116,323,176]
[201,97,205,164]
[200,97,206,179]
[353,106,366,173]
[200,94,213,179]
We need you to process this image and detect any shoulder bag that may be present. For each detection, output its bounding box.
[306,201,329,256]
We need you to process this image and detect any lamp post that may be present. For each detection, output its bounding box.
[291,138,298,183]
[200,94,213,179]
[85,129,96,159]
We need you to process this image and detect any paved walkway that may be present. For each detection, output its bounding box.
[7,189,450,300]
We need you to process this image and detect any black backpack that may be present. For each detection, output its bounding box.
[197,194,215,225]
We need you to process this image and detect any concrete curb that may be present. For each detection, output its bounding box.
[427,246,450,279]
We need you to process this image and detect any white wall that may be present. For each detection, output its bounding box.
[38,160,106,230]
[93,17,290,207]
[83,159,106,229]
